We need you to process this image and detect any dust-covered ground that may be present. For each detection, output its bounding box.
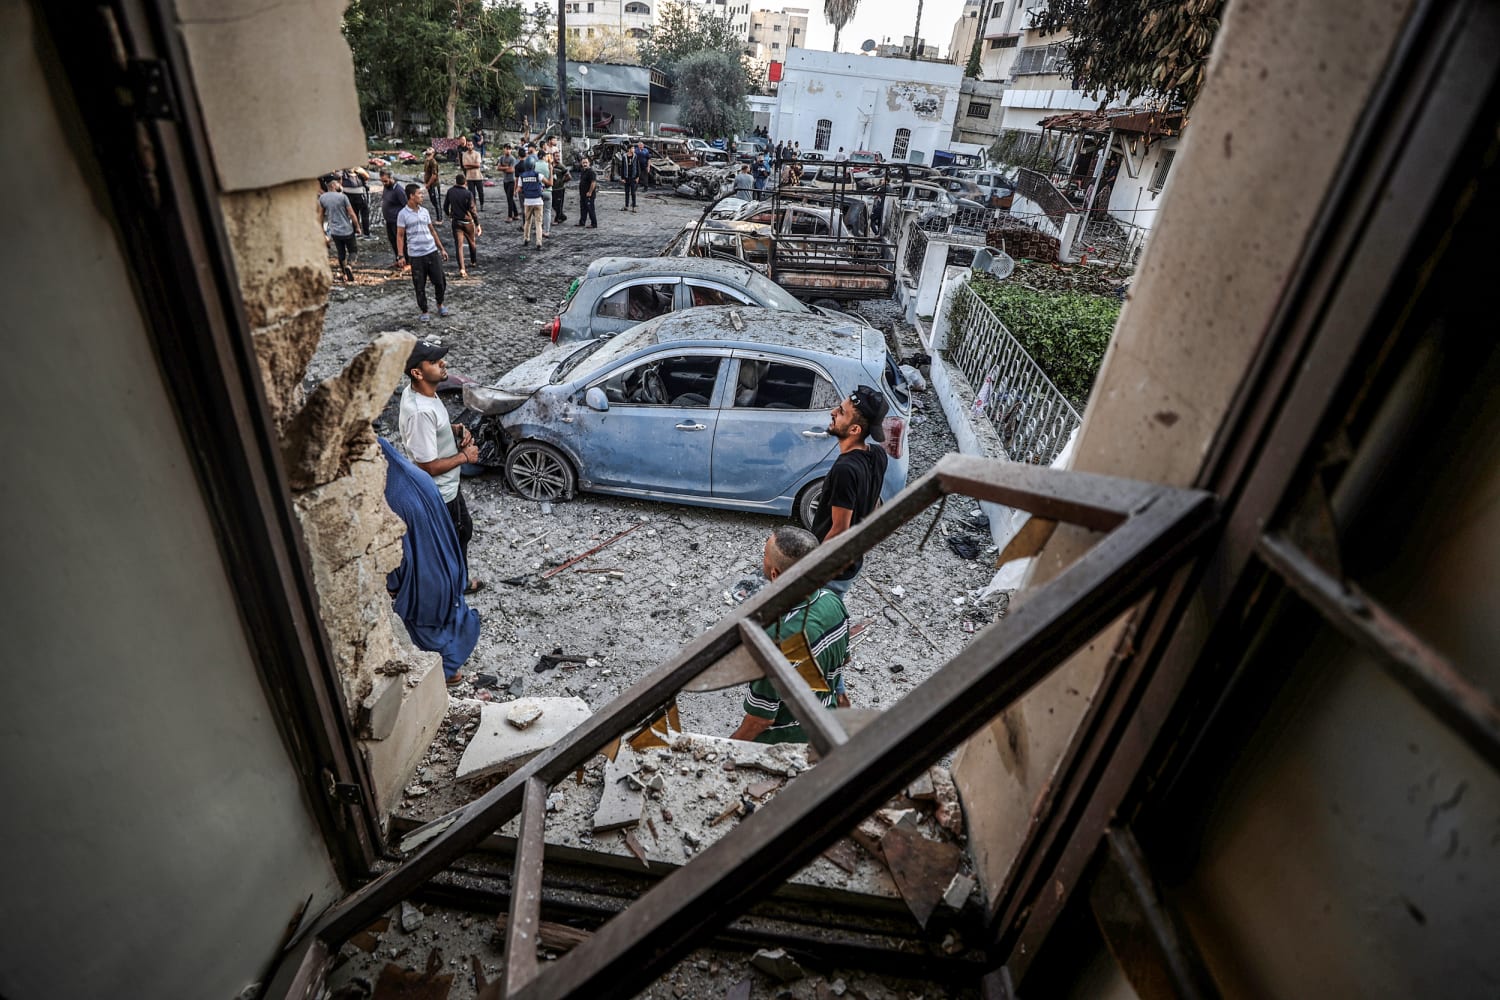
[317,178,1005,745]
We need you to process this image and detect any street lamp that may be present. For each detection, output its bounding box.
[578,65,590,142]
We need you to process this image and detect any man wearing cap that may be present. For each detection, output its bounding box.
[811,385,890,595]
[399,339,483,595]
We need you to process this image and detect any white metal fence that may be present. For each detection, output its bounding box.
[944,279,1083,466]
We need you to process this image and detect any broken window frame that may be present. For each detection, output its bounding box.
[266,456,1216,997]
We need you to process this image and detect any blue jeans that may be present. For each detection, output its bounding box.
[825,574,855,596]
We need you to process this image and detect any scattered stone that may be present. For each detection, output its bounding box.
[398,901,424,933]
[722,759,736,772]
[889,663,905,674]
[929,766,964,836]
[943,873,975,909]
[750,948,806,983]
[681,829,702,848]
[594,753,646,832]
[906,772,936,801]
[506,699,545,729]
[456,697,593,781]
[662,808,674,823]
[941,930,964,955]
[746,778,781,798]
[646,773,666,792]
[831,978,848,996]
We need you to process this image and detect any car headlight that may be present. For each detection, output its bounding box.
[462,384,531,415]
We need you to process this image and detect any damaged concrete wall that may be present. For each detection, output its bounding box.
[184,0,448,814]
[952,0,1419,913]
[0,4,341,996]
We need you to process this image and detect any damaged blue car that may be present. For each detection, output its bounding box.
[463,307,911,527]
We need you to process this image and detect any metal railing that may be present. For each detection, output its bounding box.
[945,279,1083,466]
[902,223,930,278]
[1014,168,1079,228]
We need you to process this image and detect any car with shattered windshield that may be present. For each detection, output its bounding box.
[543,256,870,344]
[463,308,912,526]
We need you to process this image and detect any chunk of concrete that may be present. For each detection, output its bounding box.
[930,765,964,836]
[361,655,448,814]
[750,947,805,983]
[506,699,545,730]
[359,674,404,741]
[593,752,646,832]
[457,697,593,782]
[943,872,975,909]
[399,900,423,933]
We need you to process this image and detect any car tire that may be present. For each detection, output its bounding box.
[811,298,841,311]
[505,441,576,502]
[795,479,823,530]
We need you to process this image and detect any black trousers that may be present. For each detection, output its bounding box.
[386,220,400,260]
[346,192,370,233]
[445,488,472,574]
[580,193,597,226]
[623,177,637,207]
[552,185,567,222]
[503,180,517,218]
[409,250,445,313]
[331,233,356,267]
[469,177,484,210]
[427,182,442,220]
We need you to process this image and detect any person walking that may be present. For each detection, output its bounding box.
[395,184,451,321]
[423,147,443,221]
[517,148,545,250]
[495,143,519,221]
[318,175,362,282]
[575,155,598,228]
[536,150,554,238]
[398,339,482,598]
[379,168,408,268]
[811,385,889,595]
[443,173,480,276]
[460,137,485,213]
[634,141,652,192]
[733,163,753,199]
[551,152,570,225]
[620,143,639,212]
[341,167,371,235]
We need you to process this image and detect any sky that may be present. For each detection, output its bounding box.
[774,0,971,60]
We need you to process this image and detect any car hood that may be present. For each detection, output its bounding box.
[498,343,579,394]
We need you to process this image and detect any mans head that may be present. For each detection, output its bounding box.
[462,136,472,149]
[379,169,393,189]
[453,173,467,187]
[405,338,450,385]
[762,524,818,581]
[502,143,513,155]
[425,147,435,159]
[326,175,342,191]
[581,156,591,170]
[827,384,888,443]
[404,183,423,207]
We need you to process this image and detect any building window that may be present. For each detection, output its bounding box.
[987,33,1018,49]
[773,23,782,31]
[587,26,595,36]
[1149,149,1176,194]
[814,119,832,151]
[586,1,594,10]
[771,41,780,49]
[627,26,648,37]
[624,1,649,11]
[1013,41,1067,75]
[966,101,991,119]
[892,127,911,160]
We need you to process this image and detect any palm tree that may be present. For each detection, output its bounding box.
[824,0,860,53]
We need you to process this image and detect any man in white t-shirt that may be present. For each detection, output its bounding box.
[396,184,450,322]
[399,338,482,594]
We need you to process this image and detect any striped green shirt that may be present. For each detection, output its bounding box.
[743,587,849,744]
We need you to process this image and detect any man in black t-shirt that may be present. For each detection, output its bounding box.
[810,383,889,595]
[443,174,480,276]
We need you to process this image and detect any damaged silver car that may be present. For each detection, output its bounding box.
[463,308,912,526]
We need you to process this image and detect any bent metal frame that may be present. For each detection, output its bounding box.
[269,455,1215,998]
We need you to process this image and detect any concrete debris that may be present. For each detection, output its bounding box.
[943,873,975,910]
[750,947,806,983]
[623,829,650,868]
[666,732,808,777]
[398,900,424,933]
[727,978,752,1000]
[929,766,964,836]
[941,930,964,955]
[594,752,646,832]
[646,773,666,793]
[880,825,963,930]
[876,808,918,831]
[822,838,860,874]
[830,978,848,996]
[681,829,702,849]
[505,699,545,730]
[456,697,593,781]
[906,772,936,801]
[746,778,782,799]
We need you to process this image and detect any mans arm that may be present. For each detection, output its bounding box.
[818,463,859,541]
[413,444,475,477]
[732,675,781,742]
[345,202,361,235]
[730,715,773,742]
[822,505,855,540]
[396,222,406,259]
[428,221,448,259]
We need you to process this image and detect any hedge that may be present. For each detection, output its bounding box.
[967,276,1120,410]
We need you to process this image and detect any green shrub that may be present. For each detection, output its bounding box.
[967,276,1120,410]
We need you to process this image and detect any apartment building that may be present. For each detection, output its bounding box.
[948,0,984,68]
[747,6,809,78]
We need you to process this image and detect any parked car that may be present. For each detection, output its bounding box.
[542,256,870,344]
[686,138,731,163]
[661,217,897,302]
[462,308,912,525]
[967,169,1017,209]
[728,200,851,237]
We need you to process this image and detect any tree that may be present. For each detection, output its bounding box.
[1030,0,1225,109]
[567,25,642,64]
[909,0,922,60]
[344,0,534,138]
[823,0,860,53]
[674,50,750,140]
[637,0,744,73]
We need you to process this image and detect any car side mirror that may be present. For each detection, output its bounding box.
[585,387,610,412]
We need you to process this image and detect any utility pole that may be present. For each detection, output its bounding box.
[557,0,570,138]
[910,0,923,60]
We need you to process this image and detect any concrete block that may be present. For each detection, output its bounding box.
[593,751,645,832]
[359,674,403,740]
[361,655,447,814]
[943,872,975,909]
[457,697,593,782]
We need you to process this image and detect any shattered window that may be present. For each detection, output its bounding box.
[597,281,676,322]
[600,355,722,406]
[687,283,754,307]
[733,360,834,410]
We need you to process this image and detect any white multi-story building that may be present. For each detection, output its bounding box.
[563,0,657,45]
[769,49,962,162]
[747,6,809,80]
[875,35,940,60]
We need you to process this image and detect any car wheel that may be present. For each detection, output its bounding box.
[795,479,823,530]
[811,298,841,311]
[505,441,575,502]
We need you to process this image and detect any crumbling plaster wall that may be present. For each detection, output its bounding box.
[178,0,447,811]
[952,0,1419,910]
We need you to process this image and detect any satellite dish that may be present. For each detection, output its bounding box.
[860,39,876,52]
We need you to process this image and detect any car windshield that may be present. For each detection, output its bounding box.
[741,270,808,311]
[553,327,658,383]
[850,152,878,164]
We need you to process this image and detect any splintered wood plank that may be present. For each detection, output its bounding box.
[502,778,547,996]
[738,621,847,757]
[880,824,963,930]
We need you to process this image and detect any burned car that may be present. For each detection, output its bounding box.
[542,256,871,344]
[462,308,912,526]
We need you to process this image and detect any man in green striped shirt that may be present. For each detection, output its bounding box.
[731,526,852,745]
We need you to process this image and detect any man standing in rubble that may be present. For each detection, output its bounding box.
[399,338,482,596]
[395,184,450,321]
[812,386,889,595]
[461,136,485,213]
[731,526,850,744]
[379,168,408,268]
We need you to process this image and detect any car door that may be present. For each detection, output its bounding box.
[681,279,756,309]
[575,351,725,497]
[712,354,841,504]
[590,278,679,338]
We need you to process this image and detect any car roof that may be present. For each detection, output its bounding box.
[638,306,876,361]
[583,256,761,281]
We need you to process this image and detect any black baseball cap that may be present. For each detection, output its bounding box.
[849,385,888,442]
[405,338,450,372]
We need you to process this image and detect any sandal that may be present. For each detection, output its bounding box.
[464,579,485,595]
[445,672,466,687]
